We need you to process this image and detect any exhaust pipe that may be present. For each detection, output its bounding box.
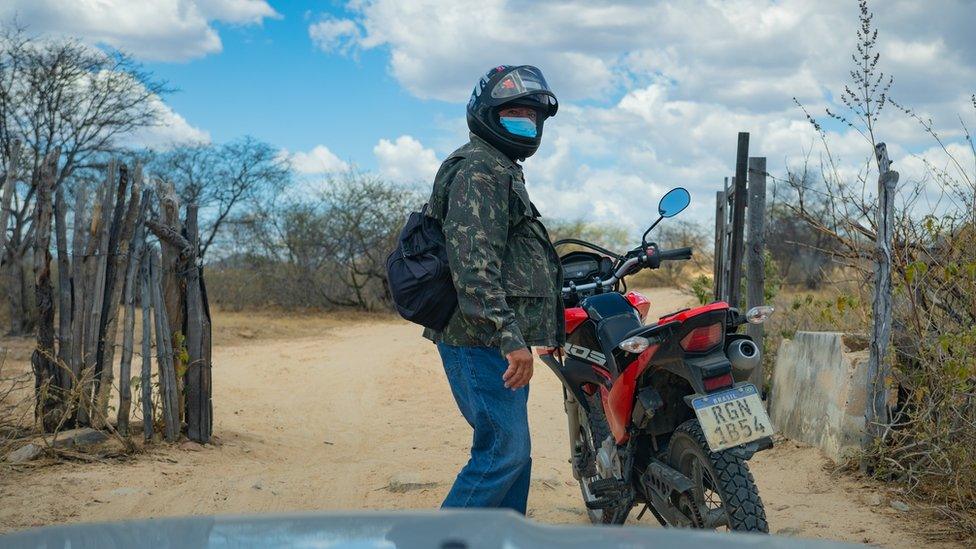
[726,339,761,374]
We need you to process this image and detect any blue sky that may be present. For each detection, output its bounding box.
[4,0,975,230]
[144,2,449,167]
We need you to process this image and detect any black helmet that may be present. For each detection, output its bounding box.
[466,65,558,160]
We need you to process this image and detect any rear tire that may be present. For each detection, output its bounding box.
[666,419,768,532]
[575,394,631,525]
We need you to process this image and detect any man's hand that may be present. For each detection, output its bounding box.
[503,348,534,390]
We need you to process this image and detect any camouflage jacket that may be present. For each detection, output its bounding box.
[422,134,565,355]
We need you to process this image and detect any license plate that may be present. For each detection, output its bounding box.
[692,384,773,452]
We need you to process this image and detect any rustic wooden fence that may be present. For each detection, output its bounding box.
[864,142,897,449]
[713,132,767,388]
[24,150,212,444]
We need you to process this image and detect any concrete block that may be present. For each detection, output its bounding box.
[769,331,870,462]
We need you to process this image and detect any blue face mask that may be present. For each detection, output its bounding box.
[500,116,537,138]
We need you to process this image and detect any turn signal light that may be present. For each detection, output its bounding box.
[680,323,723,352]
[746,305,775,324]
[618,336,650,353]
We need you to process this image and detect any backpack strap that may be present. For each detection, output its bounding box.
[427,153,467,221]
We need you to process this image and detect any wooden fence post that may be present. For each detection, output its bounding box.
[68,183,90,420]
[0,139,21,263]
[723,177,735,301]
[746,157,767,388]
[714,185,727,301]
[864,143,899,450]
[728,133,750,308]
[149,249,180,442]
[78,162,116,425]
[140,243,154,442]
[117,188,151,436]
[93,163,131,421]
[155,180,185,420]
[94,165,143,423]
[54,185,73,395]
[184,204,212,442]
[31,149,60,431]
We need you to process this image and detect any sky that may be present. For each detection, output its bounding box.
[3,0,975,232]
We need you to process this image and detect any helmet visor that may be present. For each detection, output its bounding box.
[489,66,558,116]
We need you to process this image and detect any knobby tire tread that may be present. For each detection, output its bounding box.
[673,419,769,533]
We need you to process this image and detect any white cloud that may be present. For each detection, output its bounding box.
[314,0,976,230]
[309,17,361,55]
[319,0,974,114]
[374,135,440,183]
[280,145,349,175]
[195,0,277,23]
[130,97,211,150]
[76,67,212,150]
[0,0,279,61]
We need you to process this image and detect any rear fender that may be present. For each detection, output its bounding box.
[539,354,607,414]
[724,436,774,460]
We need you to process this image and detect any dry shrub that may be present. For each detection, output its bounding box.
[1,348,140,462]
[785,1,976,533]
[761,278,870,384]
[216,172,421,311]
[0,349,33,456]
[870,215,976,532]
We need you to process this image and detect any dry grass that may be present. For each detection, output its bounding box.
[0,349,33,458]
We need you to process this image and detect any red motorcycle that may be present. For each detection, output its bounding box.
[540,187,774,532]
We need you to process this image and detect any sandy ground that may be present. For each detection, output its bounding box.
[0,288,965,546]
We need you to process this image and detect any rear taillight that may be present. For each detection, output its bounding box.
[703,372,734,392]
[680,323,723,352]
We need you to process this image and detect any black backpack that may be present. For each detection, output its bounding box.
[386,204,457,330]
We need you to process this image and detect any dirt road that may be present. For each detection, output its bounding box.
[0,289,955,546]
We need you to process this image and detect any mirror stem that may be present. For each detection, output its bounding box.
[641,215,663,246]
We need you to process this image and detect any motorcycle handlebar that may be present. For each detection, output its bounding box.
[560,247,693,293]
[657,246,693,261]
[561,257,638,293]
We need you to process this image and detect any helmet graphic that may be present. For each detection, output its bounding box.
[466,65,558,160]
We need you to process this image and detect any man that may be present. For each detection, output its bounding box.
[422,65,564,514]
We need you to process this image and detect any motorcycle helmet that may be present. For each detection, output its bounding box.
[466,65,558,160]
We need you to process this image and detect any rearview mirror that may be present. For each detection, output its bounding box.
[658,187,691,218]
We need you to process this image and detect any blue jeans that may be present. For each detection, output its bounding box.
[436,343,532,514]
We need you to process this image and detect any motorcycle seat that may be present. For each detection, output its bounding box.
[596,313,643,359]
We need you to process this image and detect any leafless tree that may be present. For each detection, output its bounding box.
[654,219,712,284]
[219,172,418,310]
[148,137,290,260]
[0,24,167,334]
[766,166,839,288]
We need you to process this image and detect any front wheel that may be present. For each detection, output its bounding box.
[666,419,768,532]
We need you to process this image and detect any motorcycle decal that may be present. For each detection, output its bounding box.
[563,343,607,365]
